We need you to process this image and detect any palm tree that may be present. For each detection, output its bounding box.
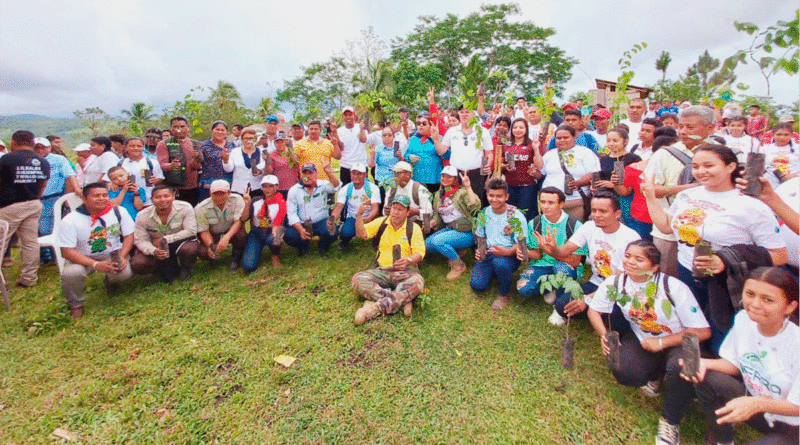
[121,102,156,135]
[208,81,244,113]
[655,51,671,83]
[255,97,280,120]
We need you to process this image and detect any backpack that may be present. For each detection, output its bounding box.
[613,271,674,307]
[118,157,154,172]
[386,181,421,210]
[663,146,697,185]
[532,214,579,241]
[372,216,416,249]
[342,182,373,219]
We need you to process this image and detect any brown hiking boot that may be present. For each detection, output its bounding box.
[402,301,413,317]
[446,259,467,280]
[491,294,512,310]
[354,301,381,326]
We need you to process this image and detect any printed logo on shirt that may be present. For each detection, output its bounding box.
[770,155,791,175]
[673,208,707,246]
[627,288,674,336]
[740,351,783,397]
[594,250,613,278]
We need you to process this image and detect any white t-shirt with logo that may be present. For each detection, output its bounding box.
[761,143,799,190]
[336,181,381,219]
[723,134,759,162]
[567,221,641,286]
[591,273,709,341]
[56,206,135,259]
[719,310,799,427]
[541,145,600,200]
[776,177,799,268]
[668,187,785,270]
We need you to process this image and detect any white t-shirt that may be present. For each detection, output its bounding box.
[631,144,653,162]
[338,124,367,168]
[567,221,641,286]
[438,195,464,224]
[84,151,120,185]
[540,145,600,200]
[719,310,799,427]
[223,147,266,194]
[56,206,135,259]
[776,177,799,268]
[668,187,785,270]
[590,273,709,341]
[761,143,799,190]
[620,119,643,150]
[441,125,493,171]
[251,198,281,229]
[336,181,381,219]
[588,131,607,153]
[118,157,165,205]
[723,134,759,162]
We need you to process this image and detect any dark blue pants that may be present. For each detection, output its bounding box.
[284,219,338,255]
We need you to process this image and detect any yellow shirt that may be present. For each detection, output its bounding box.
[365,216,426,268]
[293,138,335,181]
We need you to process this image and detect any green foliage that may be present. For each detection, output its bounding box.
[121,102,156,136]
[73,107,111,136]
[610,42,647,122]
[391,3,575,101]
[392,60,445,108]
[655,50,672,84]
[162,83,255,138]
[537,272,582,300]
[604,275,675,320]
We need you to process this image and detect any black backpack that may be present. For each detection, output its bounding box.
[663,146,697,185]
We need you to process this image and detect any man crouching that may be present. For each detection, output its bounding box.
[351,195,425,326]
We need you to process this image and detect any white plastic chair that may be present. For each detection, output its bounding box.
[37,193,84,274]
[0,219,10,310]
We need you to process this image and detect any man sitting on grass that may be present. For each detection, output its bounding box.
[195,180,247,271]
[131,185,199,282]
[351,195,425,326]
[470,178,528,310]
[329,162,380,250]
[516,187,586,325]
[56,182,134,319]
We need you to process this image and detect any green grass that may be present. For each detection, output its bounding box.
[0,243,758,444]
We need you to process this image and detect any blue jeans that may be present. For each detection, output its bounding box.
[470,253,521,296]
[508,184,537,221]
[242,228,280,272]
[554,281,597,319]
[284,219,338,255]
[626,218,653,242]
[517,262,577,299]
[339,217,356,245]
[425,228,474,261]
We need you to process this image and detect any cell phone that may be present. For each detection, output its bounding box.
[743,152,765,197]
[392,244,402,264]
[692,240,712,277]
[681,333,701,377]
[613,160,625,185]
[128,174,137,184]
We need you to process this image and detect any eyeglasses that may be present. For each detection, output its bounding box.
[382,133,393,137]
[145,135,161,139]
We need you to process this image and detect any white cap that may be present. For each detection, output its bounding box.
[342,106,355,114]
[210,179,231,193]
[441,165,458,177]
[779,114,795,123]
[0,139,5,148]
[261,175,279,185]
[392,161,413,173]
[34,137,50,147]
[73,143,91,152]
[351,162,367,173]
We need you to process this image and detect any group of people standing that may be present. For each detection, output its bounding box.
[1,93,797,445]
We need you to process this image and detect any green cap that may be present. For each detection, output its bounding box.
[392,194,411,208]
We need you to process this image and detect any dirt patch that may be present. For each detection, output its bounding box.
[335,339,381,368]
[214,384,243,405]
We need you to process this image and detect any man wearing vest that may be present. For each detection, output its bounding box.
[56,182,134,319]
[517,187,588,321]
[382,161,432,218]
[329,162,380,250]
[195,180,247,270]
[351,195,426,326]
[642,106,712,277]
[284,161,341,256]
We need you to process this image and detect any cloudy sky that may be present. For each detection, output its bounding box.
[1,0,797,117]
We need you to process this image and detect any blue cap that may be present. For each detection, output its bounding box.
[266,115,279,123]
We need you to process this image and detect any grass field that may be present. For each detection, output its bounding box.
[0,241,758,444]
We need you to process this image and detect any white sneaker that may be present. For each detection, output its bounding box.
[548,309,566,327]
[543,290,557,305]
[655,417,680,445]
[641,378,663,398]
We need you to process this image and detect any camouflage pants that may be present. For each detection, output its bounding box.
[351,268,425,315]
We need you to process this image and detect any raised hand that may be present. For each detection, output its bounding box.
[459,171,471,189]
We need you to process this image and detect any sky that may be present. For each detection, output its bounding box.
[0,0,797,118]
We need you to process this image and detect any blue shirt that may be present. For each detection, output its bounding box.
[109,186,146,221]
[475,205,527,248]
[42,153,75,197]
[548,132,600,154]
[657,106,679,117]
[374,144,404,184]
[405,135,448,185]
[286,180,341,225]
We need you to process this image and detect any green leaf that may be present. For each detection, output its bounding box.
[631,298,641,310]
[645,281,657,299]
[661,299,673,319]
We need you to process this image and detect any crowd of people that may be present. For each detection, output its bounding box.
[0,92,798,444]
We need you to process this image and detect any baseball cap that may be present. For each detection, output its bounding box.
[342,106,354,114]
[275,130,287,141]
[73,143,91,152]
[210,179,231,193]
[34,137,51,147]
[351,162,367,173]
[301,163,317,172]
[392,194,411,208]
[591,108,612,120]
[261,175,279,185]
[266,115,279,123]
[392,161,413,173]
[441,165,458,177]
[778,114,795,123]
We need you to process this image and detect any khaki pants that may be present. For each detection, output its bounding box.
[0,200,43,285]
[351,268,425,315]
[61,252,133,308]
[653,237,678,277]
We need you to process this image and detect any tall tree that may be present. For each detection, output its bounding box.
[391,3,575,101]
[655,50,672,83]
[73,107,110,136]
[121,102,156,135]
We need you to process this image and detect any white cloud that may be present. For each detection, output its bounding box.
[0,0,796,117]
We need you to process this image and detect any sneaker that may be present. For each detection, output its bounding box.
[641,378,663,398]
[655,417,680,445]
[402,301,413,317]
[548,309,566,327]
[446,259,467,280]
[70,307,84,319]
[543,290,557,305]
[354,301,381,326]
[491,294,512,310]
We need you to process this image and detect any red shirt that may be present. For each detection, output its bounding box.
[502,142,537,187]
[624,165,651,223]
